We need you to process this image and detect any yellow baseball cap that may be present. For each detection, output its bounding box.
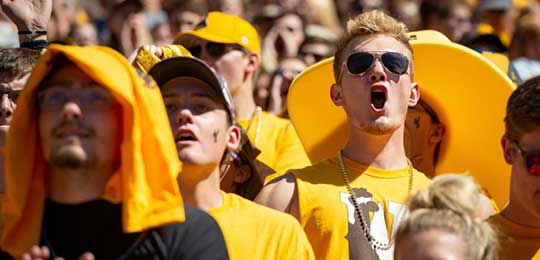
[174,12,261,58]
[287,30,515,208]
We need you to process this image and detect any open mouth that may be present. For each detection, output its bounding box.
[370,86,387,110]
[175,129,198,142]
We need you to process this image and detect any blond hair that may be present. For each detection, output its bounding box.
[396,174,499,260]
[333,10,413,82]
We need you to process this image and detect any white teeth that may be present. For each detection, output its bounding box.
[372,89,384,93]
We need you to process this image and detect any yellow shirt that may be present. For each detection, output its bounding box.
[238,111,310,181]
[489,213,540,260]
[208,191,314,260]
[291,156,431,260]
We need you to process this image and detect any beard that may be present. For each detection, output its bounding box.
[50,144,88,169]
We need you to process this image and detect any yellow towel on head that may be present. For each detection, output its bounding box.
[1,44,185,258]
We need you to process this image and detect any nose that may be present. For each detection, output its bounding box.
[0,94,14,122]
[176,108,194,125]
[61,101,83,121]
[368,59,387,82]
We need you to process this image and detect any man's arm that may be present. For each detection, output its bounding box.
[255,173,299,219]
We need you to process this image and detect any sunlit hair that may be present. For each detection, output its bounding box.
[504,75,540,141]
[396,174,499,260]
[333,10,414,82]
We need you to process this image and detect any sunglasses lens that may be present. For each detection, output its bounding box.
[526,153,540,175]
[381,52,409,75]
[188,46,202,58]
[206,42,227,58]
[346,52,374,74]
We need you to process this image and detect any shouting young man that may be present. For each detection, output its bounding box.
[256,11,431,259]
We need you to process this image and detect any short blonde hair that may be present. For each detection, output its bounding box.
[396,174,499,260]
[333,10,413,82]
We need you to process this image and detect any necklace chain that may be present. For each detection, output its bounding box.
[337,150,414,250]
[245,106,262,146]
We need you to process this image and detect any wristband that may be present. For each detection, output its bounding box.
[20,39,48,49]
[17,30,47,35]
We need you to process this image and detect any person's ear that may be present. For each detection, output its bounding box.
[501,136,514,164]
[233,167,251,184]
[408,83,420,107]
[245,53,260,74]
[429,123,445,144]
[331,83,344,106]
[226,125,241,151]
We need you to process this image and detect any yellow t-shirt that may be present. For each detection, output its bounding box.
[238,111,310,181]
[291,156,431,260]
[208,191,315,260]
[489,213,540,260]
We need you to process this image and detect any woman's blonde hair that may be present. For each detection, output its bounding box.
[396,174,499,260]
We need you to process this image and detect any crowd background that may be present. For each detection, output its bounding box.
[1,0,540,117]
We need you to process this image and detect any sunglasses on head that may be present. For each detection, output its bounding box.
[512,140,540,175]
[338,51,409,81]
[187,42,246,59]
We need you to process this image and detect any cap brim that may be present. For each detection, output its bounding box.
[287,30,516,208]
[174,30,237,47]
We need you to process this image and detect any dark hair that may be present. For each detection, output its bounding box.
[165,0,208,16]
[420,0,470,27]
[0,48,41,82]
[505,75,540,140]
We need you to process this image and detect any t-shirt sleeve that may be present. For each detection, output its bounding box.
[273,122,311,176]
[160,205,229,260]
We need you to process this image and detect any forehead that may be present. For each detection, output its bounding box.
[161,76,220,99]
[344,34,411,59]
[42,65,96,88]
[0,73,29,91]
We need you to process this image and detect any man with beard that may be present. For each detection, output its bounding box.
[0,45,228,260]
[256,11,431,259]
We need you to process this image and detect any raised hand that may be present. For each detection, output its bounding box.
[0,0,52,31]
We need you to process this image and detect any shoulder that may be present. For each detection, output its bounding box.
[255,173,297,213]
[412,168,432,188]
[154,205,229,260]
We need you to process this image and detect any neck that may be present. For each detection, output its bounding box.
[178,164,223,212]
[47,166,113,204]
[503,198,540,228]
[232,81,257,120]
[342,126,408,170]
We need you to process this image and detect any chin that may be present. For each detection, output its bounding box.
[360,118,400,135]
[51,145,88,169]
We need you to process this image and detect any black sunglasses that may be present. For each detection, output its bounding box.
[338,51,409,81]
[512,140,540,175]
[187,42,246,59]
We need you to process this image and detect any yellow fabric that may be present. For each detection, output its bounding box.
[135,44,192,73]
[291,156,431,260]
[174,12,261,58]
[208,191,314,260]
[237,111,310,182]
[489,213,540,260]
[1,44,184,258]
